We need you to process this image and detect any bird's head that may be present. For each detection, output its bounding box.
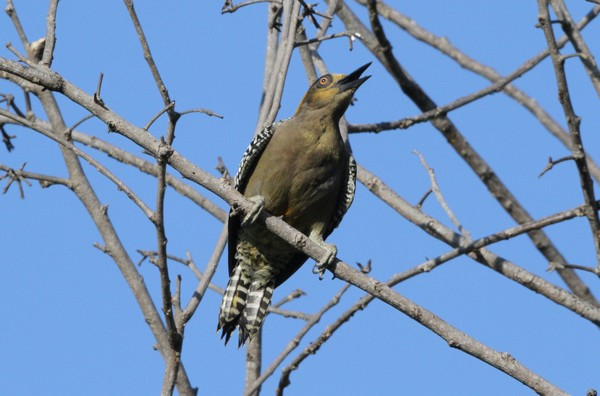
[295,62,371,120]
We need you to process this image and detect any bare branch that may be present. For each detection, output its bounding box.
[94,72,106,107]
[256,0,302,131]
[0,30,591,394]
[294,30,361,48]
[216,156,233,185]
[414,150,470,239]
[0,163,71,193]
[41,0,59,67]
[1,125,15,151]
[123,0,174,113]
[415,188,432,209]
[0,109,156,217]
[278,193,593,388]
[550,0,600,96]
[357,163,600,325]
[154,136,181,395]
[548,261,600,276]
[537,0,600,271]
[221,0,276,14]
[538,155,575,178]
[144,102,176,131]
[272,288,306,308]
[181,224,228,323]
[178,108,224,119]
[5,0,30,52]
[248,284,352,396]
[351,0,600,183]
[71,130,227,222]
[333,0,599,305]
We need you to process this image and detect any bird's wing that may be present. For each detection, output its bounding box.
[233,123,277,191]
[228,123,277,275]
[324,153,357,239]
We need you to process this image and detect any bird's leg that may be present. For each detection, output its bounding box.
[241,195,266,226]
[311,234,338,279]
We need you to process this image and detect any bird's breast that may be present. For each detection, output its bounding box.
[243,118,347,235]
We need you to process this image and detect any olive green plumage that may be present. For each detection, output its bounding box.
[218,63,370,346]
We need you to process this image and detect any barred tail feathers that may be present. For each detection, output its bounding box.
[217,264,250,345]
[238,280,274,347]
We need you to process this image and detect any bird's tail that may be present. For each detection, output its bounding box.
[238,280,274,346]
[217,263,250,345]
[217,264,274,346]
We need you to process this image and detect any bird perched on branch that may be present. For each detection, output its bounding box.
[218,63,371,346]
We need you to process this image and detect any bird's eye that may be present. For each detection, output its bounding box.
[318,76,329,87]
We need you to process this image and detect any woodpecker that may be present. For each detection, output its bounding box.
[218,63,371,346]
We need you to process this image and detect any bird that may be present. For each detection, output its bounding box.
[217,63,371,346]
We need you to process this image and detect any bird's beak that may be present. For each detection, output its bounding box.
[337,62,372,92]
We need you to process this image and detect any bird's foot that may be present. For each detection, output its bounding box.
[312,240,337,280]
[241,195,266,226]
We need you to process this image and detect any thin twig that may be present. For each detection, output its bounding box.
[538,155,575,178]
[144,102,176,131]
[216,156,233,185]
[94,72,106,107]
[181,224,228,323]
[414,150,471,239]
[178,108,224,118]
[221,0,276,14]
[272,289,306,308]
[0,163,71,192]
[65,114,95,140]
[415,188,432,209]
[123,0,174,113]
[6,42,32,65]
[1,125,15,151]
[294,31,361,48]
[5,0,30,52]
[548,261,600,276]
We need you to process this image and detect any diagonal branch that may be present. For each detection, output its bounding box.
[352,0,600,182]
[358,163,600,325]
[0,52,580,396]
[333,0,599,306]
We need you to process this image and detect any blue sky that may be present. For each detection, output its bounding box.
[1,1,599,395]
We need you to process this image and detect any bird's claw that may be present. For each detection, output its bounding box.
[312,242,337,280]
[242,195,266,226]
